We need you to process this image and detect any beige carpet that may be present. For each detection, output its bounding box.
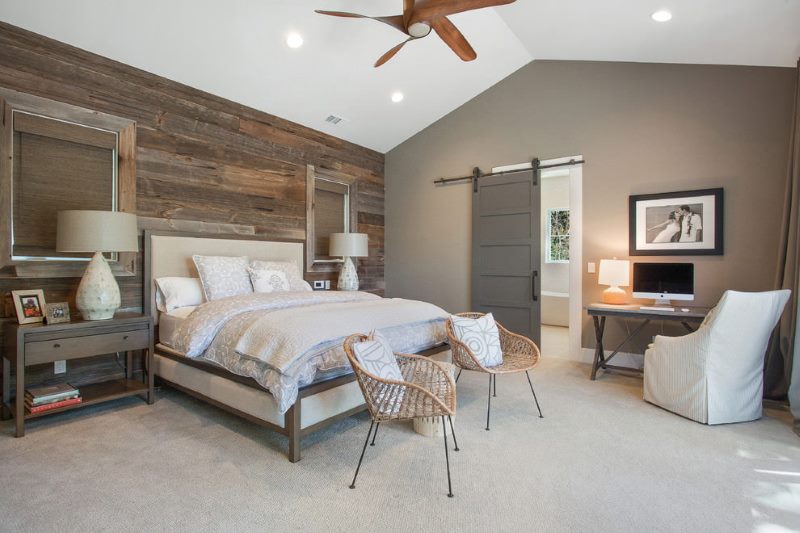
[1,357,798,532]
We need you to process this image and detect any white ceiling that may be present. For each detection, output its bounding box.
[1,0,799,153]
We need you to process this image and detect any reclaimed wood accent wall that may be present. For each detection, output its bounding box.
[0,22,385,389]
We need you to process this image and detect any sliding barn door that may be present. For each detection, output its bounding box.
[472,169,541,345]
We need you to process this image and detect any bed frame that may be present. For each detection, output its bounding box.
[143,230,444,462]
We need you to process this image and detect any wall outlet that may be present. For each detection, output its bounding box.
[54,360,66,374]
[587,262,596,274]
[324,280,331,290]
[312,280,325,290]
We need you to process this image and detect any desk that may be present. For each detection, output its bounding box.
[586,304,708,380]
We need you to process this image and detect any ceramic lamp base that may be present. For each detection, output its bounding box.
[601,286,627,305]
[337,256,359,291]
[76,252,121,320]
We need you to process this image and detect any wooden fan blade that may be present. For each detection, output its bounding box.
[411,0,515,22]
[403,0,415,27]
[374,39,412,67]
[315,11,406,33]
[431,17,476,61]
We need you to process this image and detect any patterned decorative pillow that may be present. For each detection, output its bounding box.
[192,255,253,301]
[449,313,504,367]
[352,331,403,381]
[248,267,291,293]
[249,260,310,292]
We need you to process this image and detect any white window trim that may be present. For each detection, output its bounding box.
[545,207,570,264]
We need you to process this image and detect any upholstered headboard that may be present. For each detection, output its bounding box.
[143,230,304,323]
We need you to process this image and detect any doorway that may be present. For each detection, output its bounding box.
[490,157,583,359]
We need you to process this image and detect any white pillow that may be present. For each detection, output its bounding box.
[192,255,253,301]
[352,331,403,381]
[449,313,504,367]
[248,267,291,293]
[249,260,310,292]
[155,277,205,313]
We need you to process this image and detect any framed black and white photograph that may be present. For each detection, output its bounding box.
[629,188,723,256]
[45,302,71,324]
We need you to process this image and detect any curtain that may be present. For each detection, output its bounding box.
[765,58,800,436]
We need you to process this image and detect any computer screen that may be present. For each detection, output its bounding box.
[632,263,694,297]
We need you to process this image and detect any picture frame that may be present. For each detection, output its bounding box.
[629,188,723,256]
[45,302,71,324]
[11,289,47,325]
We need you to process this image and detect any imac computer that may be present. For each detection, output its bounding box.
[632,262,694,311]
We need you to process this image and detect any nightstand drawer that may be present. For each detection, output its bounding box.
[25,329,150,365]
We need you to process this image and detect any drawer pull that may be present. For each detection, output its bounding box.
[53,343,61,349]
[123,335,129,340]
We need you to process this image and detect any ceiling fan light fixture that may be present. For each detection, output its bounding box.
[408,22,431,38]
[651,10,672,22]
[391,91,404,103]
[286,32,304,48]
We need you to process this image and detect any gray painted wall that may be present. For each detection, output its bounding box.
[385,60,796,352]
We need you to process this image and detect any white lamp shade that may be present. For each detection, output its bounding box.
[329,233,368,257]
[598,259,630,287]
[56,210,139,253]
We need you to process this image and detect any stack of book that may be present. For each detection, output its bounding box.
[25,384,82,414]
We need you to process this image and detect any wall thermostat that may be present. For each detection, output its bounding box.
[312,280,325,290]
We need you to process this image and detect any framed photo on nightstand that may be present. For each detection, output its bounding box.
[11,289,47,325]
[46,302,71,324]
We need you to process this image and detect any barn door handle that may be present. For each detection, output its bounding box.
[531,270,539,302]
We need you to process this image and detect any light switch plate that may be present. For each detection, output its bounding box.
[54,360,66,374]
[588,262,596,274]
[324,280,331,290]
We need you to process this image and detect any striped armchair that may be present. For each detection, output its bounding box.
[644,290,790,424]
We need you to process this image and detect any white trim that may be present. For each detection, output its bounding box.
[578,348,643,369]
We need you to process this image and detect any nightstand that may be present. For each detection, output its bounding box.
[2,312,154,437]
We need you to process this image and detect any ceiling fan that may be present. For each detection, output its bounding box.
[315,0,517,67]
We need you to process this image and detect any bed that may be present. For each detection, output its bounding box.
[143,230,448,462]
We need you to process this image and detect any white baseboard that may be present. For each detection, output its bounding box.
[548,348,643,370]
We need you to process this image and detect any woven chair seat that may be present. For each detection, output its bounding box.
[483,352,538,374]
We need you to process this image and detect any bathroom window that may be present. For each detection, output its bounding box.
[546,208,570,263]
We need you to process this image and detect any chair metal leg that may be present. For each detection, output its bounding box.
[350,420,375,489]
[525,371,544,418]
[441,416,454,498]
[486,374,492,431]
[493,374,497,397]
[370,422,380,446]
[447,415,459,451]
[455,368,462,383]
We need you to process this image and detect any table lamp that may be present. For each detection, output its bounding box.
[56,210,139,320]
[598,259,630,305]
[329,233,368,291]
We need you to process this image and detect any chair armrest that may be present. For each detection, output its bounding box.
[497,323,540,362]
[395,354,456,414]
[645,329,710,377]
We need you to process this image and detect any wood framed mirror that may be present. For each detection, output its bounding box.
[0,88,136,278]
[305,164,358,272]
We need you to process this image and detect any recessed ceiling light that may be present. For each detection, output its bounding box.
[391,92,404,103]
[286,33,304,48]
[651,10,672,22]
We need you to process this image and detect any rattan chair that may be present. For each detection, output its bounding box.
[343,333,459,497]
[446,312,543,430]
